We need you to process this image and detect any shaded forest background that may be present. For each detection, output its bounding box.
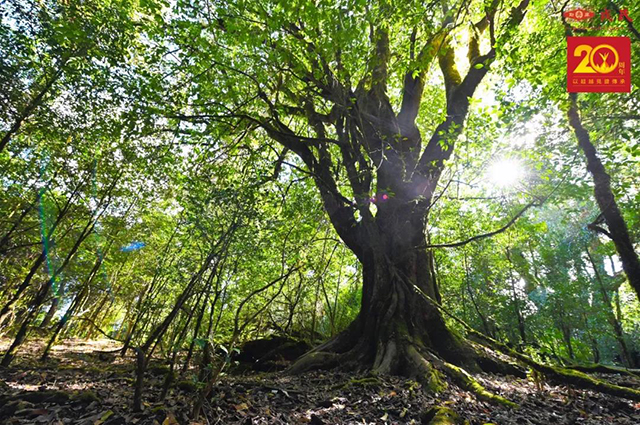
[1,0,640,419]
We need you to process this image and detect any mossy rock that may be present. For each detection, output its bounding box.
[421,406,459,424]
[236,336,311,366]
[425,369,447,394]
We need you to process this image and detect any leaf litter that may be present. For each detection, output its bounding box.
[1,338,639,424]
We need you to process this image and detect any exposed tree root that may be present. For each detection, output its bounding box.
[439,361,518,408]
[420,406,459,424]
[285,351,340,375]
[414,286,640,402]
[470,340,527,378]
[467,324,640,401]
[565,363,640,378]
[407,346,517,408]
[287,340,519,408]
[543,365,640,400]
[290,279,640,409]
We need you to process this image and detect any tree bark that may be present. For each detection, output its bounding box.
[585,247,634,367]
[39,279,66,329]
[568,94,640,302]
[289,211,483,376]
[183,267,216,371]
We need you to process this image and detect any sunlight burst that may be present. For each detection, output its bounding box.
[487,159,524,188]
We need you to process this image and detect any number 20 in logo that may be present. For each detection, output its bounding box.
[573,44,618,74]
[567,37,630,93]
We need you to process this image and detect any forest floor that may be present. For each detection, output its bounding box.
[1,338,640,425]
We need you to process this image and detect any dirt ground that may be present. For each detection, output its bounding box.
[1,338,639,424]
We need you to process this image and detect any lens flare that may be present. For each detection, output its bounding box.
[487,159,524,188]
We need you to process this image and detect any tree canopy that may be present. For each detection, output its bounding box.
[1,0,640,421]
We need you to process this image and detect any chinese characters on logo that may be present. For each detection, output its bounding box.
[564,7,632,22]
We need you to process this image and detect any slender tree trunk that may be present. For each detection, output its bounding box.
[159,349,178,402]
[132,347,145,412]
[585,247,634,367]
[506,249,527,345]
[310,278,320,341]
[40,280,66,329]
[168,286,205,360]
[562,323,574,360]
[318,239,339,336]
[0,200,36,255]
[568,95,640,302]
[212,285,227,336]
[464,253,492,337]
[1,217,96,366]
[0,51,78,153]
[39,243,110,361]
[284,274,304,334]
[119,290,147,357]
[0,250,47,325]
[329,249,346,336]
[40,284,88,361]
[131,223,237,409]
[120,217,183,356]
[0,183,81,324]
[183,268,216,371]
[582,313,600,364]
[78,293,109,337]
[0,172,103,332]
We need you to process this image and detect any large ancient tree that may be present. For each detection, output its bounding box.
[164,0,530,379]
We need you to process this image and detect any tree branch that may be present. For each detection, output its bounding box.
[422,200,539,249]
[413,0,530,200]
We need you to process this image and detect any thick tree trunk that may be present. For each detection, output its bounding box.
[289,216,482,377]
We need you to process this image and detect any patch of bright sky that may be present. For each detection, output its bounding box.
[604,254,623,276]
